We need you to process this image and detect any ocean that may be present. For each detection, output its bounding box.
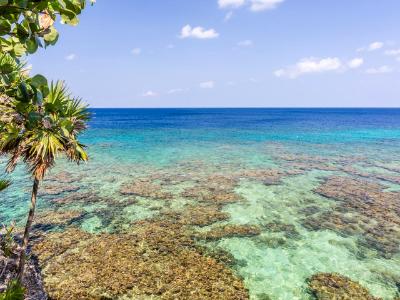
[1,108,400,299]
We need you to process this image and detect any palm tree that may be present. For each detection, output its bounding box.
[0,81,89,280]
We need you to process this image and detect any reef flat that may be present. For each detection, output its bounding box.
[1,108,400,299]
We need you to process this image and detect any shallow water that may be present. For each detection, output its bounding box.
[1,108,400,299]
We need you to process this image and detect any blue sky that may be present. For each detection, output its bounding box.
[28,0,400,107]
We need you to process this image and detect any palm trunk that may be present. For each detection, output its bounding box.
[17,176,40,281]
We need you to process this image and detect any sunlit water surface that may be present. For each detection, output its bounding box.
[1,108,400,299]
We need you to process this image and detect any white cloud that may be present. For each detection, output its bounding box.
[167,88,187,94]
[141,90,159,97]
[218,0,284,12]
[131,48,141,55]
[249,0,284,11]
[166,44,175,49]
[179,25,219,39]
[358,41,384,52]
[224,11,234,21]
[218,0,245,9]
[368,41,384,51]
[200,81,215,89]
[65,53,76,61]
[385,48,400,56]
[275,57,342,79]
[238,40,253,47]
[366,66,393,74]
[348,58,364,69]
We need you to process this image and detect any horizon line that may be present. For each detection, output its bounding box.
[88,106,400,109]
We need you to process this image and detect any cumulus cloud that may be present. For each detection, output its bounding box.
[237,40,253,47]
[218,0,284,11]
[131,48,141,55]
[368,41,384,51]
[167,88,187,94]
[141,90,159,97]
[199,81,215,89]
[347,58,364,69]
[358,41,384,52]
[366,66,393,74]
[218,0,245,9]
[274,57,342,79]
[385,48,400,56]
[179,25,219,39]
[65,53,76,61]
[249,0,284,11]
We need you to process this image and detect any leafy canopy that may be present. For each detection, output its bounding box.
[0,78,90,179]
[0,0,92,178]
[0,0,92,57]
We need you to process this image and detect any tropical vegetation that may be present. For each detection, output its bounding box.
[0,0,91,287]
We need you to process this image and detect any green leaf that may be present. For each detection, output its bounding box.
[31,74,47,88]
[0,179,11,192]
[61,15,79,26]
[43,27,59,46]
[26,38,38,54]
[0,0,9,6]
[12,42,26,57]
[0,18,11,35]
[35,88,43,104]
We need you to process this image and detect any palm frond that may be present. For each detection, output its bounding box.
[1,80,90,179]
[0,179,11,192]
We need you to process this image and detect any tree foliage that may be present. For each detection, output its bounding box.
[0,0,92,176]
[0,0,91,57]
[0,80,90,179]
[0,0,92,282]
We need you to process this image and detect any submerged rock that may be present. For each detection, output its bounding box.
[163,205,230,227]
[51,191,102,205]
[45,171,83,184]
[308,273,380,300]
[181,186,243,206]
[305,176,400,258]
[39,183,80,196]
[33,221,249,300]
[263,221,301,239]
[120,179,173,200]
[193,225,261,240]
[34,210,84,227]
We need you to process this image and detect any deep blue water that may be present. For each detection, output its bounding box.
[85,108,400,147]
[89,108,400,131]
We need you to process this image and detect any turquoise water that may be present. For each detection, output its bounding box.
[1,108,400,299]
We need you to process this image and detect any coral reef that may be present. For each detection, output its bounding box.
[45,171,83,184]
[34,210,84,227]
[308,273,380,300]
[304,176,400,258]
[262,221,301,239]
[193,225,261,240]
[39,182,80,196]
[51,191,102,204]
[162,205,230,227]
[33,221,249,300]
[120,179,173,200]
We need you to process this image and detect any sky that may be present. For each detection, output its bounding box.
[28,0,400,108]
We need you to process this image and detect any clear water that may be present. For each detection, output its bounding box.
[1,108,400,299]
